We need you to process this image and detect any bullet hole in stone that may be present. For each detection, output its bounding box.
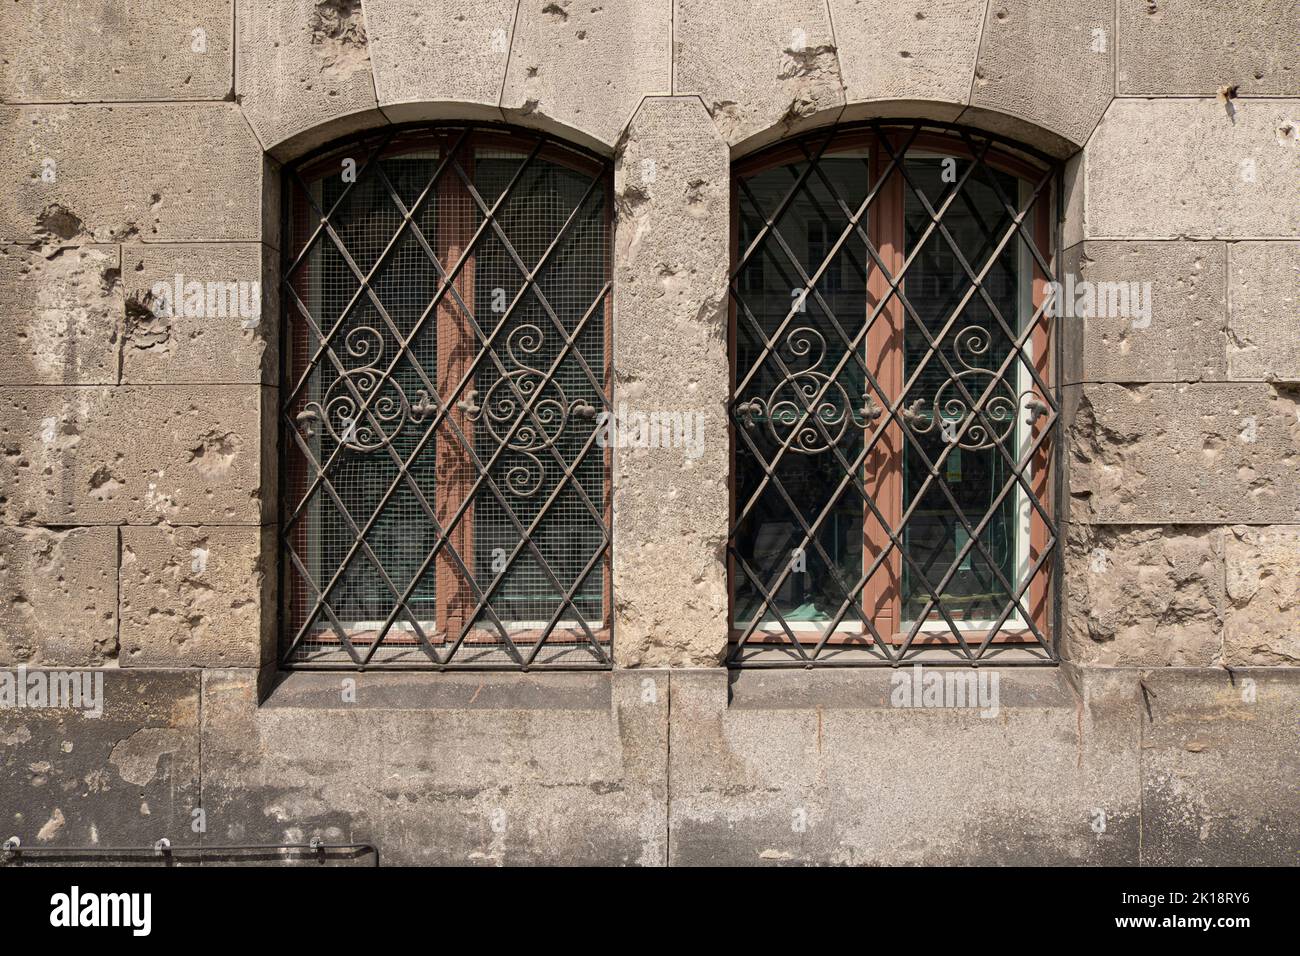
[100,266,121,296]
[309,0,367,47]
[125,292,172,352]
[88,465,124,501]
[189,431,243,479]
[32,205,86,252]
[1217,84,1239,122]
[542,2,569,21]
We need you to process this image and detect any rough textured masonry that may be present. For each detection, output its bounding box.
[1,0,1297,865]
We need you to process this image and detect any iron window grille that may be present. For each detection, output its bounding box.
[279,125,613,669]
[728,121,1063,667]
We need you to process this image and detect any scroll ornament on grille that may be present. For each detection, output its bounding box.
[899,325,1048,451]
[454,324,597,498]
[295,326,437,453]
[735,326,855,455]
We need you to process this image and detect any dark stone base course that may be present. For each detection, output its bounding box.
[1,666,1295,866]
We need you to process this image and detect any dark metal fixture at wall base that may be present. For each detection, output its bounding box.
[0,836,380,867]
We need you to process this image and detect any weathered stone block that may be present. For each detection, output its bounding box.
[367,0,514,123]
[500,0,670,151]
[200,669,668,864]
[1227,240,1300,382]
[1223,525,1299,666]
[1088,98,1300,239]
[0,671,201,853]
[1070,383,1300,524]
[1070,240,1228,383]
[0,0,233,103]
[236,0,385,160]
[120,244,276,385]
[0,243,121,385]
[1138,668,1299,866]
[668,667,1140,865]
[1063,152,1085,249]
[675,0,844,152]
[0,527,117,667]
[1065,524,1224,666]
[969,0,1113,149]
[0,385,272,525]
[1118,0,1298,96]
[120,526,273,668]
[829,0,983,107]
[0,104,266,244]
[612,98,729,666]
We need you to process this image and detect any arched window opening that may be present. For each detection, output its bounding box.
[279,126,612,669]
[728,122,1061,666]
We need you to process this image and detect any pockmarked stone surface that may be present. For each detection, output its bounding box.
[120,526,273,668]
[1223,525,1300,666]
[367,0,516,120]
[120,244,276,386]
[1070,382,1300,524]
[236,0,383,159]
[1067,240,1228,384]
[612,98,730,666]
[0,243,122,386]
[501,0,670,151]
[0,386,272,525]
[1227,241,1300,383]
[0,526,117,667]
[0,104,266,244]
[1117,0,1298,96]
[0,0,233,103]
[1065,523,1224,667]
[970,0,1113,148]
[829,0,983,108]
[1088,98,1300,239]
[675,0,845,152]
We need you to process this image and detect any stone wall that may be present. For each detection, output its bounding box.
[1,0,1296,865]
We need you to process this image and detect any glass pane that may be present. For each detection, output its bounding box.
[471,150,607,631]
[732,154,871,629]
[900,156,1025,626]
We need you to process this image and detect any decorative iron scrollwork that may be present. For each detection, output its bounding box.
[735,326,854,455]
[738,325,1049,454]
[458,324,594,498]
[902,325,1041,451]
[299,327,435,453]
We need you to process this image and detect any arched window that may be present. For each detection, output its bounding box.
[278,126,612,668]
[728,122,1060,665]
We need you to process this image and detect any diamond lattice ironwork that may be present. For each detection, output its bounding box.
[279,125,612,669]
[728,121,1062,667]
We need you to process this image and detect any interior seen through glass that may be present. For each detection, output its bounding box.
[732,151,1030,634]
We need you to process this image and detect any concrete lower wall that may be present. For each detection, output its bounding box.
[2,665,1294,866]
